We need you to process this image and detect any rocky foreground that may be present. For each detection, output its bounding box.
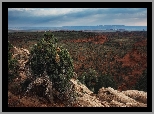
[8,46,147,107]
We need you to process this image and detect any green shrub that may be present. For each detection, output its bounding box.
[78,70,117,94]
[78,68,98,93]
[8,41,19,82]
[132,69,147,92]
[95,73,117,93]
[29,32,74,93]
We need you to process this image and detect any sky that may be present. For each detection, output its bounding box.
[8,8,147,27]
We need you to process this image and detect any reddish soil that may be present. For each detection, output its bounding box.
[8,90,66,107]
[62,35,147,91]
[63,35,108,44]
[117,39,147,90]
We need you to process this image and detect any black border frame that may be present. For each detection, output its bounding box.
[3,2,152,112]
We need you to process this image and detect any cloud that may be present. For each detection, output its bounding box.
[8,8,147,27]
[8,8,86,16]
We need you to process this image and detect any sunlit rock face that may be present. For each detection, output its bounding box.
[68,79,147,107]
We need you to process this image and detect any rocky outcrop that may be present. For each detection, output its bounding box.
[69,80,147,107]
[18,77,147,107]
[12,46,30,71]
[9,76,147,107]
[96,87,147,107]
[122,90,147,104]
[70,79,104,107]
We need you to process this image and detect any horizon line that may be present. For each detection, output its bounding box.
[8,25,147,28]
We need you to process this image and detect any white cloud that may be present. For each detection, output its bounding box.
[8,8,36,11]
[8,8,147,27]
[8,8,90,16]
[35,8,92,16]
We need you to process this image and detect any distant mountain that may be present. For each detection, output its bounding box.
[8,25,147,31]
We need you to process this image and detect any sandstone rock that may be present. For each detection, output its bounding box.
[70,79,93,96]
[12,46,30,72]
[109,100,125,107]
[97,87,147,107]
[122,90,147,104]
[70,79,104,107]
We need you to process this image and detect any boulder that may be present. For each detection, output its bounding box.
[69,79,104,107]
[122,90,147,104]
[97,87,147,107]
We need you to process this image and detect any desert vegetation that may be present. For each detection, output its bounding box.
[8,30,147,107]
